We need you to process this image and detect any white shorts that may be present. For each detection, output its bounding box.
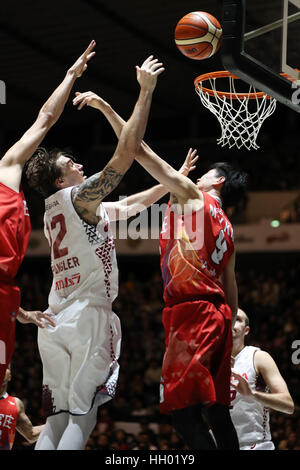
[240,441,275,450]
[38,300,121,416]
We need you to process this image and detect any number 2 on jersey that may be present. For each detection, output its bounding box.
[47,214,68,259]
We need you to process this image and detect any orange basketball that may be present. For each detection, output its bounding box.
[174,11,223,60]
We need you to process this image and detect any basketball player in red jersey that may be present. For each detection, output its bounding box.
[0,41,96,388]
[72,90,248,449]
[0,366,44,450]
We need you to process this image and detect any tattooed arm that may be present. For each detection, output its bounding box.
[72,56,164,225]
[72,92,200,220]
[15,398,44,443]
[72,167,123,225]
[73,91,200,204]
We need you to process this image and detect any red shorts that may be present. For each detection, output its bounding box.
[160,300,232,414]
[0,283,20,387]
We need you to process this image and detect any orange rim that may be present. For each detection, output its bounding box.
[194,71,272,100]
[280,72,298,82]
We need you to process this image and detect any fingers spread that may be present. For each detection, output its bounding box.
[140,56,164,74]
[141,55,154,67]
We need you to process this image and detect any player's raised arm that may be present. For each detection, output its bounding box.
[103,149,198,221]
[73,91,201,204]
[0,41,96,192]
[71,56,164,225]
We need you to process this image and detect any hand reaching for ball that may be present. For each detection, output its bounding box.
[136,55,165,92]
[73,91,105,111]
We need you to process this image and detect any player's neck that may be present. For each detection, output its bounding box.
[232,341,245,357]
[206,189,222,206]
[0,386,7,397]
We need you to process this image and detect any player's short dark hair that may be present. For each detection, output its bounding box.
[24,147,65,198]
[210,162,248,209]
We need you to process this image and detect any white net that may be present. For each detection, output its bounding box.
[195,73,277,150]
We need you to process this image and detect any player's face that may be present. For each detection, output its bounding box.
[196,168,220,192]
[232,311,248,341]
[57,155,86,187]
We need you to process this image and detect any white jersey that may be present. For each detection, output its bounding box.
[44,186,118,313]
[230,346,274,449]
[39,186,121,415]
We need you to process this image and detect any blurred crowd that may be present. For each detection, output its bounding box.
[8,252,300,451]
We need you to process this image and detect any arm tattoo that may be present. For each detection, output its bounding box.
[16,400,35,441]
[17,413,34,438]
[76,166,123,202]
[72,165,124,225]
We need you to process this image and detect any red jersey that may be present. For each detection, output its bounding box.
[0,183,31,283]
[0,393,18,450]
[159,192,234,307]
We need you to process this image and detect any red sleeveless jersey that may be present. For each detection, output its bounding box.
[0,393,18,450]
[0,183,31,283]
[159,192,234,307]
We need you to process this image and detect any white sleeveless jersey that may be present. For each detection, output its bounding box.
[230,346,273,447]
[43,186,118,313]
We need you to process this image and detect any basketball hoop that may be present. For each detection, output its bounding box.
[194,71,277,150]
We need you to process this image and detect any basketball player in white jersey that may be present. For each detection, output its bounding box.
[230,308,294,450]
[24,55,164,450]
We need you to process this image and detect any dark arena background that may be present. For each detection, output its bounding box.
[0,0,300,451]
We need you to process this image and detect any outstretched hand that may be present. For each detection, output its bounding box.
[136,55,165,92]
[179,148,199,176]
[72,90,105,111]
[68,40,96,78]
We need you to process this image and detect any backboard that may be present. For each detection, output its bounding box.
[221,0,300,113]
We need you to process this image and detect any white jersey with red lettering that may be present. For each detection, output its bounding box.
[43,186,118,312]
[230,346,275,450]
[38,186,120,416]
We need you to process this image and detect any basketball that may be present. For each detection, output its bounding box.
[174,11,223,60]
